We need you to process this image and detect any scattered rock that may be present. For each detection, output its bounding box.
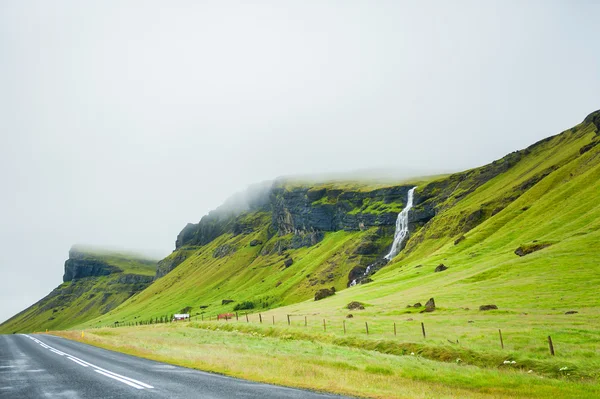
[415,264,423,268]
[249,239,263,247]
[213,244,236,258]
[283,258,294,268]
[406,318,414,321]
[454,236,466,245]
[468,320,474,323]
[361,278,373,284]
[275,281,282,287]
[565,310,578,315]
[479,304,498,311]
[221,299,234,305]
[314,287,336,301]
[413,302,422,308]
[435,264,448,272]
[347,301,365,310]
[346,314,354,318]
[422,297,435,312]
[514,242,553,257]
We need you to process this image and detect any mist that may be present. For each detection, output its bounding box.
[1,1,599,323]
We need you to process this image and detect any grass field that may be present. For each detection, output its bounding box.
[53,323,600,399]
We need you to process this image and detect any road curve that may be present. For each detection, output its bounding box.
[0,334,351,398]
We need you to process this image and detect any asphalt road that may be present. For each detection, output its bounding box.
[0,334,350,398]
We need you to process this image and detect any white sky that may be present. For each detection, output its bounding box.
[1,0,599,323]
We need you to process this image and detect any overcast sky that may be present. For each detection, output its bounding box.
[1,1,599,324]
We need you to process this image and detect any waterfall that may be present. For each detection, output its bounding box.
[349,187,417,286]
[384,187,417,260]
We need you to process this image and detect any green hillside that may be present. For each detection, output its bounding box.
[56,110,600,398]
[0,247,157,333]
[82,112,599,336]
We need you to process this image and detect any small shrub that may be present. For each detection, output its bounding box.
[233,301,255,311]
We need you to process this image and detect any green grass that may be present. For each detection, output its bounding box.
[53,324,600,398]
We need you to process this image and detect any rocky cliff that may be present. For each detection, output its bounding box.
[63,249,122,282]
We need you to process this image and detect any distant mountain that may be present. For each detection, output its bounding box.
[0,247,157,333]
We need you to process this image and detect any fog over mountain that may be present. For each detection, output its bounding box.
[1,1,599,323]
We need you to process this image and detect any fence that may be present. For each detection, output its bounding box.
[102,311,559,356]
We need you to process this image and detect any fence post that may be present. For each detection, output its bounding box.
[287,314,290,325]
[272,315,275,325]
[236,312,239,321]
[245,313,249,322]
[305,316,307,327]
[323,319,326,332]
[499,329,504,349]
[548,336,555,356]
[343,320,346,334]
[365,321,369,335]
[394,322,397,337]
[421,322,426,338]
[259,313,262,323]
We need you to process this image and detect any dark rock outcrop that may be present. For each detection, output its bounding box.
[314,287,336,301]
[249,239,263,247]
[155,253,187,279]
[271,185,415,235]
[584,109,600,131]
[63,250,121,282]
[213,244,236,258]
[347,301,365,310]
[434,264,448,272]
[175,182,273,249]
[515,242,553,257]
[221,299,234,305]
[424,297,436,312]
[114,274,153,285]
[284,258,294,268]
[565,310,578,315]
[479,304,498,311]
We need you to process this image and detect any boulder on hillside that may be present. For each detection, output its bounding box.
[565,310,578,315]
[479,304,498,311]
[424,297,436,312]
[347,301,365,310]
[435,264,448,272]
[314,287,336,301]
[284,258,294,268]
[514,242,553,257]
[346,314,354,318]
[221,299,234,305]
[249,239,263,247]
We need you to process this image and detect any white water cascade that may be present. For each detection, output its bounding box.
[384,186,417,260]
[350,187,417,286]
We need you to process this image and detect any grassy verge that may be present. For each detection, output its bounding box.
[52,324,599,399]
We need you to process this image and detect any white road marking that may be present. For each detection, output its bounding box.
[22,334,154,390]
[94,370,144,389]
[67,357,89,367]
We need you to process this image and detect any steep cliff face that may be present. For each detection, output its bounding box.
[174,183,432,253]
[270,185,412,233]
[63,249,121,282]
